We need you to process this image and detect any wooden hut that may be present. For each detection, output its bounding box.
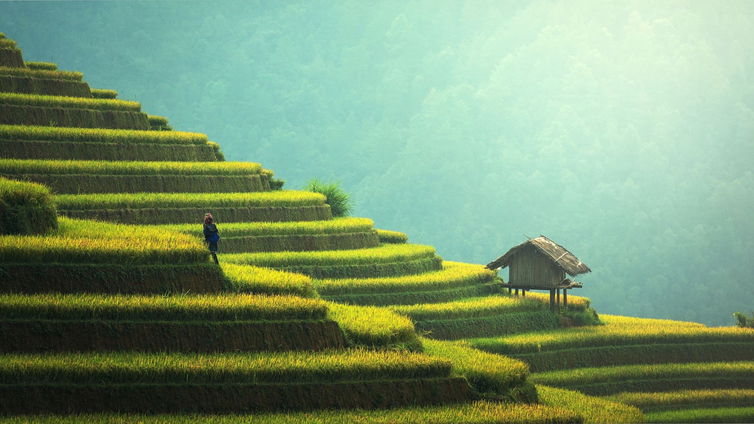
[486,235,590,311]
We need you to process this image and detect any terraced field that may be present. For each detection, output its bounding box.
[2,31,752,423]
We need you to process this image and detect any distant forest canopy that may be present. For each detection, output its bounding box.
[2,0,752,325]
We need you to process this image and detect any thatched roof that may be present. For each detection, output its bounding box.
[486,235,591,276]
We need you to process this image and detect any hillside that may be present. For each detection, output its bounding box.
[1,32,753,423]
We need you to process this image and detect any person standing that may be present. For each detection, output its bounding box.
[203,213,220,264]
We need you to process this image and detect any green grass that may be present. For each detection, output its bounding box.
[0,39,17,49]
[416,310,562,340]
[0,74,92,98]
[608,389,754,412]
[0,350,451,384]
[521,291,591,311]
[538,385,644,424]
[90,88,117,99]
[600,313,705,327]
[467,321,754,355]
[0,177,57,235]
[55,190,325,210]
[530,361,754,395]
[223,243,437,267]
[25,61,57,71]
[0,401,583,424]
[306,179,351,217]
[645,406,754,423]
[315,261,494,295]
[159,217,374,237]
[221,263,316,297]
[326,302,420,349]
[216,231,380,253]
[0,124,208,144]
[148,115,169,126]
[0,217,205,265]
[0,92,140,111]
[0,159,261,175]
[390,295,545,321]
[376,228,408,243]
[0,139,219,162]
[422,338,531,397]
[0,66,83,81]
[0,293,327,321]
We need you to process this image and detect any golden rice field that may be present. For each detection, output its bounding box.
[315,261,494,295]
[0,293,328,321]
[221,263,316,297]
[0,124,208,144]
[159,217,374,237]
[0,66,83,81]
[325,302,419,349]
[223,243,437,267]
[0,92,140,111]
[54,190,326,210]
[390,295,544,321]
[0,159,262,175]
[0,350,451,383]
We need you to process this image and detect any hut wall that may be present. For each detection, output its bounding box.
[509,245,565,289]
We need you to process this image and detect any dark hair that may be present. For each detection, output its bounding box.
[204,213,213,224]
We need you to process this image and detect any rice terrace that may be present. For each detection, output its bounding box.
[1,1,753,423]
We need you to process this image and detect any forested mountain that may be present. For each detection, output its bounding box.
[3,0,752,325]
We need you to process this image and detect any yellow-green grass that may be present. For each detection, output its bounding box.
[207,141,225,160]
[221,263,315,297]
[0,74,92,98]
[0,350,451,384]
[148,115,169,126]
[530,361,754,395]
[0,39,16,49]
[326,302,419,349]
[223,244,442,279]
[391,295,545,321]
[0,48,24,68]
[468,321,754,355]
[538,385,644,424]
[0,66,83,81]
[0,124,207,144]
[0,293,327,321]
[0,401,583,424]
[0,159,261,175]
[160,217,374,237]
[426,311,561,340]
[0,217,205,265]
[25,61,57,71]
[422,338,532,398]
[0,92,139,111]
[90,88,117,99]
[645,406,754,423]
[0,139,219,161]
[55,190,325,210]
[316,261,494,295]
[608,389,754,412]
[600,313,705,327]
[0,177,57,235]
[377,228,408,243]
[522,291,591,311]
[223,243,437,267]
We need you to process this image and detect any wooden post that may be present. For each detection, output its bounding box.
[522,289,526,297]
[549,289,555,311]
[563,289,568,308]
[515,288,519,296]
[556,288,561,312]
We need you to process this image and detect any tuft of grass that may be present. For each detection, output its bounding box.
[25,61,57,71]
[0,177,57,235]
[90,88,117,99]
[306,179,352,217]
